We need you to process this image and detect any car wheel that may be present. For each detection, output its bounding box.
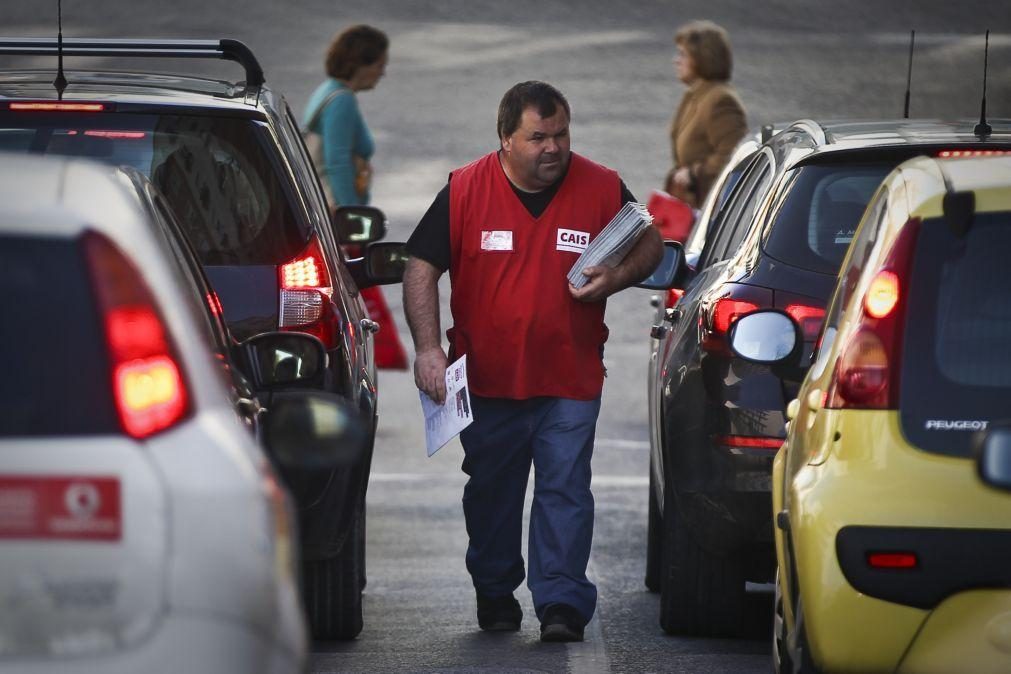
[303,504,364,640]
[773,570,793,674]
[645,462,662,593]
[659,487,745,636]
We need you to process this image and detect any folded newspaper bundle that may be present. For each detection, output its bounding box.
[567,202,654,289]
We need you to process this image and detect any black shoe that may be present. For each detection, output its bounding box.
[539,603,585,642]
[476,592,522,631]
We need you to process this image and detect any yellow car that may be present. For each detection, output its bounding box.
[728,154,1011,673]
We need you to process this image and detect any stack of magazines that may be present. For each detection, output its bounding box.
[567,202,654,289]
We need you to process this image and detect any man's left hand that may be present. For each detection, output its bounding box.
[569,265,623,303]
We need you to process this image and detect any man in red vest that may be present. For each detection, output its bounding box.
[403,81,662,642]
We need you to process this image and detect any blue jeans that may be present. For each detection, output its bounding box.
[460,395,601,624]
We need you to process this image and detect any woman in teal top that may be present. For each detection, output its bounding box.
[304,25,388,206]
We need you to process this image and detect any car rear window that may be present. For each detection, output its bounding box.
[764,164,894,274]
[900,212,1011,457]
[0,112,308,265]
[0,235,120,436]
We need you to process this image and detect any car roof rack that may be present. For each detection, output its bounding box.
[0,38,265,87]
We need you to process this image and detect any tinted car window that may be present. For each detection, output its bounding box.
[0,235,119,436]
[900,213,1011,456]
[764,164,892,274]
[0,113,308,265]
[700,155,770,267]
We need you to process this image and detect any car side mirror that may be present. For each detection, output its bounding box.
[975,425,1011,492]
[237,332,327,390]
[347,241,407,289]
[263,392,368,469]
[728,310,801,364]
[333,205,387,244]
[636,240,685,290]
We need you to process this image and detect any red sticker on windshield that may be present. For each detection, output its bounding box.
[0,476,121,541]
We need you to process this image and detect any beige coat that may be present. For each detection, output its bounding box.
[668,80,747,207]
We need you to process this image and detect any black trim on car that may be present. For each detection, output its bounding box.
[836,525,1011,609]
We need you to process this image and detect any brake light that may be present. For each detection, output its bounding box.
[278,236,337,347]
[785,304,826,341]
[713,435,784,450]
[83,232,189,438]
[83,130,146,139]
[867,552,917,569]
[700,284,772,355]
[8,101,106,112]
[936,150,1010,159]
[825,218,921,410]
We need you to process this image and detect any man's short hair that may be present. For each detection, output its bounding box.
[326,24,389,80]
[497,81,571,140]
[675,20,733,82]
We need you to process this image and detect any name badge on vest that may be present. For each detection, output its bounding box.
[556,228,590,253]
[481,230,513,251]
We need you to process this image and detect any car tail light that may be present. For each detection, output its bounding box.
[83,231,190,439]
[713,435,784,450]
[936,149,1010,159]
[785,303,827,341]
[7,101,108,112]
[278,236,337,347]
[700,284,773,355]
[83,130,147,139]
[826,218,921,410]
[867,552,917,569]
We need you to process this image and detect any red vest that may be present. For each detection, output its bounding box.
[448,152,622,400]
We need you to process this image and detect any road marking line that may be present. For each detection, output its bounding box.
[595,438,649,450]
[567,557,611,674]
[370,473,648,487]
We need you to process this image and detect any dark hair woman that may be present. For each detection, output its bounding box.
[304,24,389,206]
[665,20,747,208]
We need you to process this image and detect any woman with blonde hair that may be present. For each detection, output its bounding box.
[665,20,747,208]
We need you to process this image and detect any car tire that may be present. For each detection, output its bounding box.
[645,463,662,593]
[773,570,793,674]
[303,505,364,641]
[659,487,745,637]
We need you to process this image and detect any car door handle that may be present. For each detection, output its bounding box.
[360,318,380,334]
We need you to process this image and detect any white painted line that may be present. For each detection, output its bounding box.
[370,473,648,488]
[595,438,649,450]
[591,476,649,487]
[567,557,611,674]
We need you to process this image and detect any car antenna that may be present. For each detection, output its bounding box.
[53,0,68,100]
[903,30,915,118]
[974,30,992,140]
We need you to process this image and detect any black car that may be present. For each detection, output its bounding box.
[0,38,404,640]
[645,118,1011,636]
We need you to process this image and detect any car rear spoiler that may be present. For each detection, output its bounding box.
[0,38,265,87]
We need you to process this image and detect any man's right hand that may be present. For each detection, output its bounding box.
[414,347,449,405]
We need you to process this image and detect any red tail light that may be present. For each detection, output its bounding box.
[936,149,1009,159]
[83,232,189,439]
[7,101,107,112]
[701,284,772,355]
[867,552,917,569]
[826,218,921,410]
[83,130,147,140]
[785,303,826,341]
[713,435,784,450]
[278,236,337,347]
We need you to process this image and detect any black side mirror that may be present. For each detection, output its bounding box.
[636,240,685,290]
[347,241,407,289]
[333,205,387,244]
[728,310,801,365]
[975,425,1011,492]
[262,392,368,469]
[238,332,327,390]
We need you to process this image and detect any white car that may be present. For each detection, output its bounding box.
[0,155,361,672]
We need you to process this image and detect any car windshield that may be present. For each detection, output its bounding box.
[900,212,1011,457]
[0,112,307,265]
[764,163,894,274]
